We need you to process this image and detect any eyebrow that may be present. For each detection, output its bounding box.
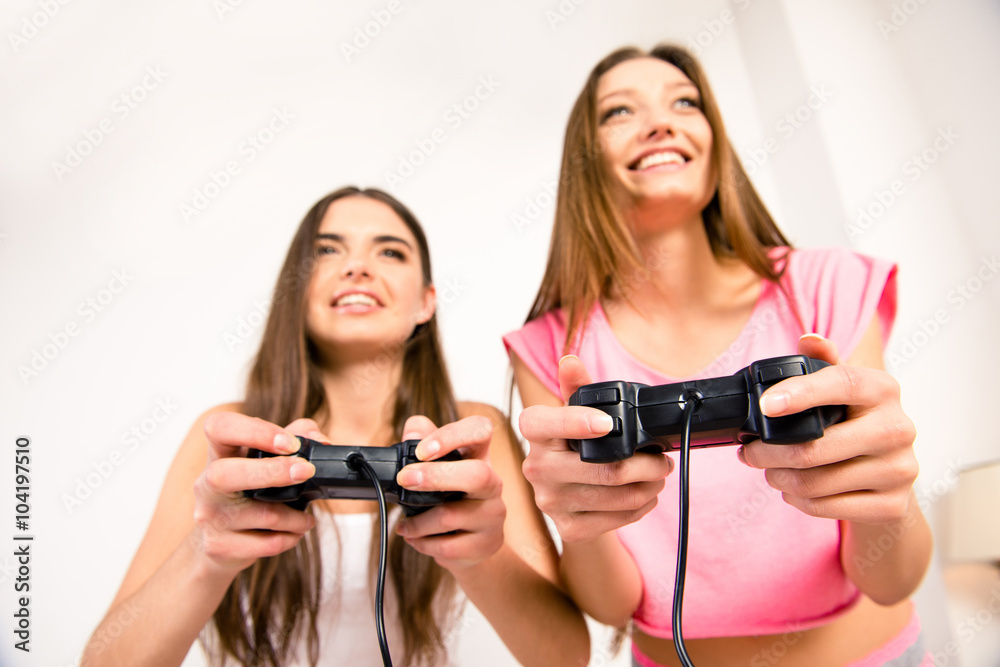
[315,233,414,250]
[597,81,699,105]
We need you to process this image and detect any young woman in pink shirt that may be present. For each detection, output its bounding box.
[506,45,933,666]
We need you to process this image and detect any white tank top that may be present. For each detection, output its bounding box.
[288,510,460,667]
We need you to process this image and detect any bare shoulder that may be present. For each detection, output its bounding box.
[456,400,507,424]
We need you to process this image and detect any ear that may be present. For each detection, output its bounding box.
[416,284,437,325]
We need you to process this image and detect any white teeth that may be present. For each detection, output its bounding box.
[336,293,378,307]
[636,151,686,170]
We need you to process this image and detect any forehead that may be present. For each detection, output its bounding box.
[597,57,697,99]
[317,196,416,244]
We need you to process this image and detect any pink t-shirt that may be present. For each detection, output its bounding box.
[503,246,897,638]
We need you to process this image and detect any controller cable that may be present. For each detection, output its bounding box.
[672,391,702,667]
[346,453,393,667]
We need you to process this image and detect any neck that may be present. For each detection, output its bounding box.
[614,209,738,314]
[314,348,403,447]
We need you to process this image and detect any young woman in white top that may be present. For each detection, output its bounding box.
[83,186,589,667]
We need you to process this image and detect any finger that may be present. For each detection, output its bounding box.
[285,418,328,442]
[398,459,500,498]
[796,333,839,365]
[564,479,666,514]
[193,528,310,564]
[553,498,660,543]
[758,363,899,418]
[740,416,907,470]
[517,405,614,449]
[397,498,505,540]
[558,355,595,404]
[196,499,317,535]
[204,455,316,494]
[780,489,913,525]
[414,415,493,461]
[402,415,438,442]
[524,450,672,488]
[763,449,918,499]
[402,528,503,567]
[204,412,300,461]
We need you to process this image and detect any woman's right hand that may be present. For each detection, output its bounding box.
[192,412,319,575]
[518,355,673,544]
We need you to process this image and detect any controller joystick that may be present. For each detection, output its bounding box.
[246,437,464,515]
[568,355,846,463]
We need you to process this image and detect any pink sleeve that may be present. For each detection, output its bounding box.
[783,247,897,358]
[502,312,566,397]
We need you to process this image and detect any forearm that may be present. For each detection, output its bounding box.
[841,490,933,605]
[82,536,236,667]
[560,532,642,627]
[450,543,590,667]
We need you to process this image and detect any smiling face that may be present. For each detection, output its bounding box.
[304,196,435,360]
[596,57,717,226]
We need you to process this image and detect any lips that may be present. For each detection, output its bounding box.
[331,290,382,308]
[630,149,690,171]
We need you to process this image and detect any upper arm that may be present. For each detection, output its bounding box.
[109,402,242,608]
[458,401,561,584]
[510,351,562,409]
[844,316,885,371]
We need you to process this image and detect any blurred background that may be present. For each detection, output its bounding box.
[1,0,998,665]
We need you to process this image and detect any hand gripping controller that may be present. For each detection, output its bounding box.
[568,355,846,463]
[245,437,464,515]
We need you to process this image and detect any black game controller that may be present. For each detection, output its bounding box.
[245,437,464,515]
[568,355,846,463]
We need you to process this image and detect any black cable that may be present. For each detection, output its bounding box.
[347,453,393,667]
[672,392,700,667]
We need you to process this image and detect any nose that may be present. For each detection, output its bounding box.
[341,255,372,280]
[643,108,675,141]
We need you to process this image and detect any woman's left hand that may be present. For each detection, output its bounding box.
[739,334,919,525]
[394,415,506,571]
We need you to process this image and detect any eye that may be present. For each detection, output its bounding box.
[380,247,407,261]
[674,96,701,111]
[314,242,340,258]
[599,105,631,124]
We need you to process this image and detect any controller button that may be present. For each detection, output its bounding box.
[758,361,805,384]
[609,417,623,436]
[580,387,621,406]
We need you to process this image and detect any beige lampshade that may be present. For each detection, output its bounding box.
[948,460,1000,563]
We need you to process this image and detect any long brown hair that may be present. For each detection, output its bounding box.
[204,187,460,666]
[527,44,791,349]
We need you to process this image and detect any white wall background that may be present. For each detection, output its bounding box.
[1,1,998,665]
